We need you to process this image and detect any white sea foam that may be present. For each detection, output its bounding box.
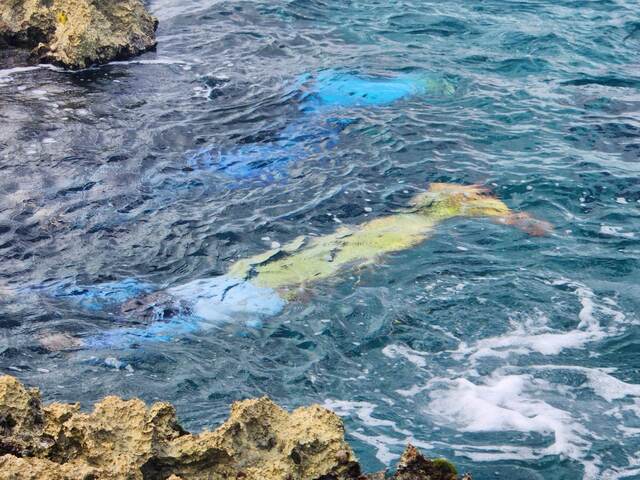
[323,399,412,435]
[396,384,428,398]
[450,444,539,462]
[386,280,636,479]
[349,431,405,465]
[322,278,633,477]
[0,58,190,83]
[610,467,640,479]
[599,225,635,239]
[323,399,434,464]
[618,426,640,437]
[530,365,640,403]
[382,344,428,367]
[426,373,590,459]
[578,369,640,404]
[0,64,64,80]
[454,285,622,362]
[108,58,193,67]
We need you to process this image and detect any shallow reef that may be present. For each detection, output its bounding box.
[0,0,157,69]
[0,375,468,480]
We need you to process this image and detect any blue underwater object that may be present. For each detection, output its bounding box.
[84,314,201,349]
[166,276,286,324]
[189,70,438,180]
[302,70,429,110]
[187,117,353,180]
[58,275,286,349]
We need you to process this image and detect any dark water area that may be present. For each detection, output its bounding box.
[1,1,640,478]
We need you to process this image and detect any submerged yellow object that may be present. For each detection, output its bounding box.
[228,183,537,297]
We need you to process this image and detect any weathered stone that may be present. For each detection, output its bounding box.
[0,376,359,479]
[393,444,471,480]
[0,375,48,458]
[0,454,98,480]
[0,0,158,69]
[0,376,469,480]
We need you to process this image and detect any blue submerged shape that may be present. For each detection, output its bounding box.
[49,278,154,311]
[187,117,355,180]
[301,70,428,111]
[84,314,201,349]
[66,276,286,349]
[188,70,430,180]
[166,275,286,326]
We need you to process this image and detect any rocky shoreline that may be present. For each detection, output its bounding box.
[0,0,157,69]
[0,375,469,480]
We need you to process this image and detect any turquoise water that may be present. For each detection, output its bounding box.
[1,1,640,478]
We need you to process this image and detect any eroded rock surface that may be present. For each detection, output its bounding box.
[0,0,158,69]
[393,444,471,480]
[0,375,470,480]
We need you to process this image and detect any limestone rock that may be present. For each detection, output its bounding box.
[0,376,469,480]
[0,375,359,480]
[0,375,48,457]
[0,0,158,69]
[0,454,98,480]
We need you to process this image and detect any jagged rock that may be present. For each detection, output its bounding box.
[0,454,98,479]
[0,375,359,479]
[0,375,48,458]
[393,444,471,480]
[0,375,469,480]
[0,0,158,69]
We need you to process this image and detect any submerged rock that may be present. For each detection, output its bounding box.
[0,0,158,69]
[0,375,470,479]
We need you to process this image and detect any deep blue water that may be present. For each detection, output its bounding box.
[1,1,640,479]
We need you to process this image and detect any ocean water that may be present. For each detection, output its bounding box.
[1,1,640,479]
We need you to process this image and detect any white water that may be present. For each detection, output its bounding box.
[327,279,640,479]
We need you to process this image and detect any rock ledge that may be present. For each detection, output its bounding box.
[0,0,158,69]
[0,375,470,480]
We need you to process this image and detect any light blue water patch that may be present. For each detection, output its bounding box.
[47,278,154,311]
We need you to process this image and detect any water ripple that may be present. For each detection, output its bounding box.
[1,1,640,479]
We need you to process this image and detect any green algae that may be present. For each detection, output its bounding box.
[430,458,458,477]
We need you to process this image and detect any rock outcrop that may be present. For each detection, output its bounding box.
[0,375,470,480]
[0,0,158,69]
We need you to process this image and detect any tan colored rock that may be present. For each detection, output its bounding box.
[0,376,468,480]
[0,454,98,480]
[0,375,360,479]
[0,0,157,69]
[0,375,48,457]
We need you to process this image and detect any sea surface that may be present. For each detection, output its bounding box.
[1,1,640,478]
